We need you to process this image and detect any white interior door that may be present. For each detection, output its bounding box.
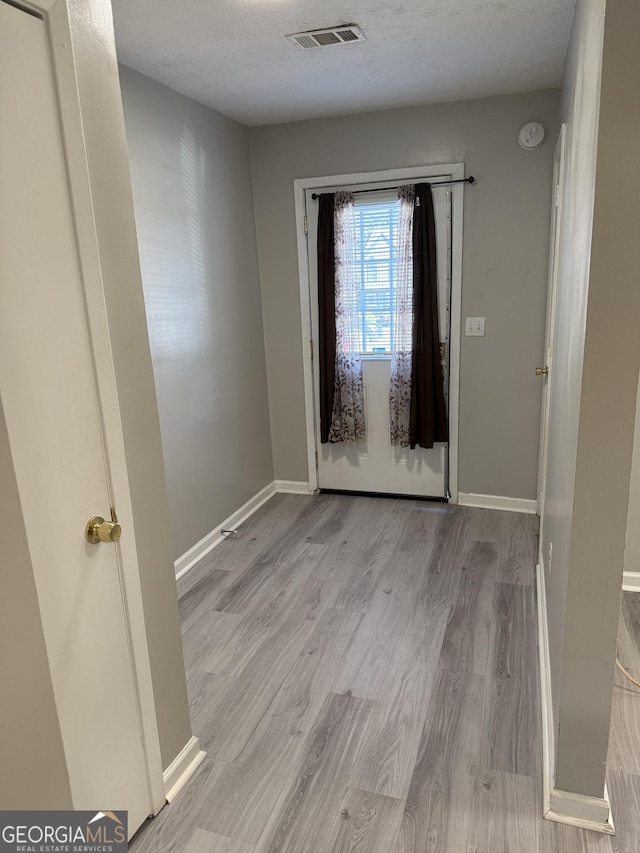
[0,2,153,833]
[537,125,567,533]
[307,181,452,498]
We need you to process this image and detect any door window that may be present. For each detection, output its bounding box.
[351,198,401,355]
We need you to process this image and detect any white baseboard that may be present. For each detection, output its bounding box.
[536,558,615,835]
[457,492,538,513]
[163,736,206,803]
[174,482,277,580]
[275,479,313,494]
[546,785,614,834]
[623,571,640,592]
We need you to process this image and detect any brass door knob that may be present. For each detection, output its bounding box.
[86,516,122,544]
[535,366,549,376]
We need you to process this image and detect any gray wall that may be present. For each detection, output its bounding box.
[250,90,557,500]
[0,399,73,809]
[120,66,274,560]
[542,0,640,799]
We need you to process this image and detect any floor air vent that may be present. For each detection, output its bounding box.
[286,25,366,49]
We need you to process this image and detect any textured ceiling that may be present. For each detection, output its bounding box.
[112,0,575,127]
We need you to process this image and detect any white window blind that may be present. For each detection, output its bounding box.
[350,198,401,354]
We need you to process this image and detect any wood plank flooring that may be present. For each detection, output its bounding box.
[130,493,640,853]
[608,593,640,778]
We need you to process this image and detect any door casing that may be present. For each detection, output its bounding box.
[293,163,465,501]
[538,125,567,549]
[306,182,451,498]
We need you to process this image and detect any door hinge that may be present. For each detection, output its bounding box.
[310,340,313,360]
[555,184,561,207]
[315,450,319,468]
[304,215,308,236]
[439,341,447,362]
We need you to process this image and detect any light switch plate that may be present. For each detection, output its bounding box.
[465,317,485,336]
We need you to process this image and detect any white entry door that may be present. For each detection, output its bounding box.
[537,126,567,539]
[0,1,154,834]
[306,182,452,498]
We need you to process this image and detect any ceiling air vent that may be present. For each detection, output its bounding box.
[286,24,366,49]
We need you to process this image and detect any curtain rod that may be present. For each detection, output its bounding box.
[310,176,475,201]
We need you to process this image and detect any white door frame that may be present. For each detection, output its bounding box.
[294,163,465,501]
[538,125,567,544]
[10,0,165,814]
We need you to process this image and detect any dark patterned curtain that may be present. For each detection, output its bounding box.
[319,184,446,449]
[329,192,365,443]
[317,193,335,444]
[389,185,416,446]
[317,192,365,444]
[409,183,449,448]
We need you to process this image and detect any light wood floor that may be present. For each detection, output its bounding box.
[130,493,640,853]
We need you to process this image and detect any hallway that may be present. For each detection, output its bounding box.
[130,494,640,852]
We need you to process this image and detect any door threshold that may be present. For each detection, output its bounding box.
[318,488,448,502]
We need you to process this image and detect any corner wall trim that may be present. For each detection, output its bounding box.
[623,571,640,592]
[174,482,277,580]
[457,492,538,513]
[536,559,615,835]
[163,736,206,803]
[275,480,313,494]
